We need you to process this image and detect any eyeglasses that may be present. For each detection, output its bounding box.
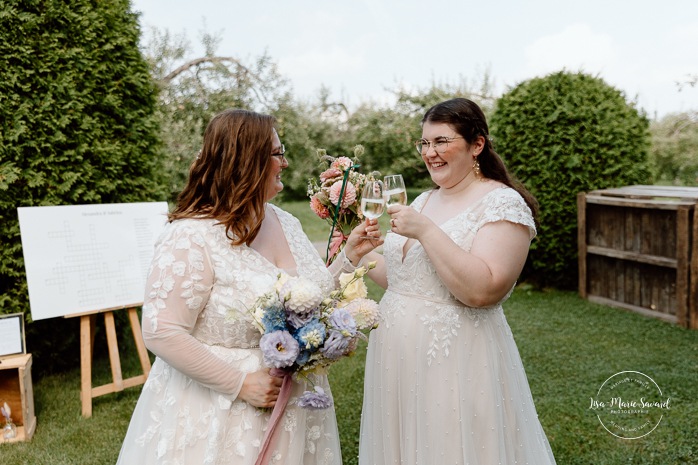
[271,144,287,161]
[414,136,464,155]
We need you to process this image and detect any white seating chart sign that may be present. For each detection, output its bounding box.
[18,202,169,320]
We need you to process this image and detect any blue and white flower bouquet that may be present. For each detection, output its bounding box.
[245,263,379,409]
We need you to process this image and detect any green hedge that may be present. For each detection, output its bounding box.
[490,71,651,289]
[0,0,166,373]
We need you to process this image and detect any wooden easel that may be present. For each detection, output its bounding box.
[67,304,151,417]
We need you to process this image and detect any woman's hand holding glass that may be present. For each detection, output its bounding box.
[386,203,432,239]
[345,219,383,265]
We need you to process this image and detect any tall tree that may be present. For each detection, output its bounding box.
[141,27,296,200]
[0,0,166,370]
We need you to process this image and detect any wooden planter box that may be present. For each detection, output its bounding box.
[578,185,698,328]
[0,353,36,443]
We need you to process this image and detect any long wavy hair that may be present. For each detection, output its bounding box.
[169,109,275,245]
[422,98,539,225]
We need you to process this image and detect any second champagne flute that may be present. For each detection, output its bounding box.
[383,174,407,207]
[360,180,385,239]
[383,174,406,234]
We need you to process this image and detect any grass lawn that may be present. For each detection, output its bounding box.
[2,200,696,464]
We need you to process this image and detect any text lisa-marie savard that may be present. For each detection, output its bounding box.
[589,397,671,413]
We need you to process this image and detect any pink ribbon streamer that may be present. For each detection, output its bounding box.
[326,230,348,266]
[254,369,293,465]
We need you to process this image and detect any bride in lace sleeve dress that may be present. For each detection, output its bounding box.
[116,109,380,465]
[347,98,557,464]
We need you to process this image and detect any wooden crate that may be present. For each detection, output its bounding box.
[0,354,36,443]
[578,185,698,328]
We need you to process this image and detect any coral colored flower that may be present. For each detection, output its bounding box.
[329,181,356,208]
[306,146,372,264]
[310,196,331,219]
[331,156,353,171]
[319,168,342,182]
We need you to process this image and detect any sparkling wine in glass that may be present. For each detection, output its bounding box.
[383,174,407,207]
[360,180,385,238]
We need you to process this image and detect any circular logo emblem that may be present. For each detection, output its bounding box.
[589,371,670,439]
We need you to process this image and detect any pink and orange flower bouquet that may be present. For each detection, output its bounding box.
[307,145,378,264]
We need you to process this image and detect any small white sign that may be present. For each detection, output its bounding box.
[0,313,24,357]
[18,202,169,320]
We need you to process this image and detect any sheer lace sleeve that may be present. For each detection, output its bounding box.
[141,222,246,398]
[326,249,362,283]
[475,188,536,240]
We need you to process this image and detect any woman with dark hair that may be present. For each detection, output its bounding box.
[116,109,379,465]
[348,98,556,464]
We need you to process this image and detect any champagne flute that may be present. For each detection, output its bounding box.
[360,180,385,239]
[383,174,407,234]
[383,174,407,207]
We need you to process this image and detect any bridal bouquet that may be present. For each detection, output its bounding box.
[248,264,379,409]
[307,145,379,264]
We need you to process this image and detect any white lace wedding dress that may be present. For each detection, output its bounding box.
[359,187,556,465]
[117,205,341,465]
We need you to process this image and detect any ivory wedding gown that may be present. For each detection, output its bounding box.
[359,187,556,465]
[117,205,342,465]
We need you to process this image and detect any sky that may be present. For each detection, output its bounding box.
[131,0,698,119]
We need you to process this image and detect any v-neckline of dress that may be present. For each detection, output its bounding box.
[400,187,506,263]
[244,204,299,275]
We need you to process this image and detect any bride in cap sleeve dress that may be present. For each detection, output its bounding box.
[348,98,557,465]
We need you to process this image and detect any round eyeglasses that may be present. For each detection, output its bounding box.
[414,136,463,155]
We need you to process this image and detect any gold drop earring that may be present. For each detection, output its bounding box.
[472,157,481,178]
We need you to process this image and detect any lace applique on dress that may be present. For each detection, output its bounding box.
[384,188,535,365]
[142,225,212,334]
[421,305,461,365]
[117,209,343,465]
[360,187,557,465]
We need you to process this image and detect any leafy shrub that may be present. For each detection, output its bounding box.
[490,71,651,289]
[0,0,166,373]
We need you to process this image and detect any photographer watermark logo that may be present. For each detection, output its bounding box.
[589,371,670,439]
